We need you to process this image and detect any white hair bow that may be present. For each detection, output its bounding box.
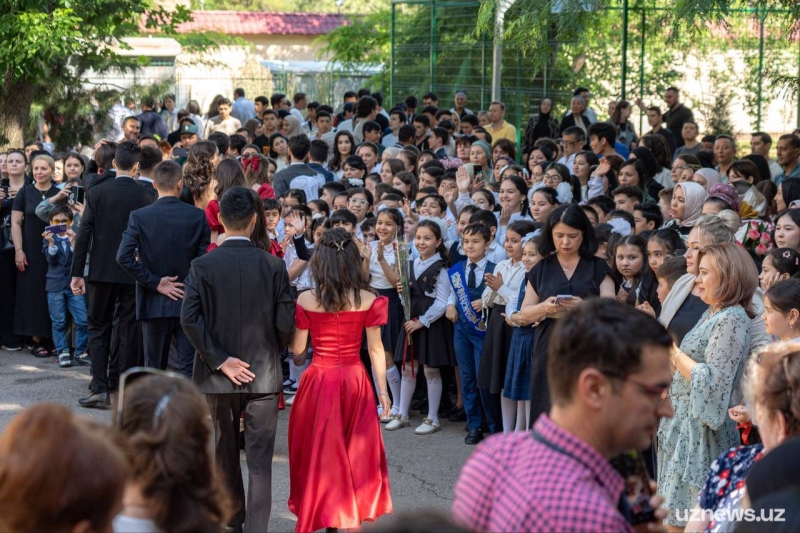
[556,182,573,205]
[607,217,632,236]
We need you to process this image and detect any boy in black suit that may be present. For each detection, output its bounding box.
[117,160,210,376]
[71,141,157,409]
[181,187,295,532]
[43,205,88,368]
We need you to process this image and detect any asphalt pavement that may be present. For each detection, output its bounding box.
[0,348,475,532]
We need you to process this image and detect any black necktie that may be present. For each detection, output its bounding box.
[468,262,477,289]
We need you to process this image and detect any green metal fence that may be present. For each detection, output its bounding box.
[390,0,800,141]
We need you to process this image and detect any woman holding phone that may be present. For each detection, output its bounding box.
[517,204,615,426]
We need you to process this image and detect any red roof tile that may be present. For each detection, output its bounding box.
[175,11,347,36]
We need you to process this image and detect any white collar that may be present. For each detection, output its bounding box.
[226,236,251,242]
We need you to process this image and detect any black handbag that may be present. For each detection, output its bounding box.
[1,215,14,254]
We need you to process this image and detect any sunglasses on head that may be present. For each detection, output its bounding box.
[115,367,186,428]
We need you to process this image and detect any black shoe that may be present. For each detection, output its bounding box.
[411,398,425,410]
[448,407,467,422]
[78,393,110,409]
[441,403,460,418]
[465,429,484,445]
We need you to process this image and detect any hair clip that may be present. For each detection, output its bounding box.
[784,250,792,259]
[334,241,345,253]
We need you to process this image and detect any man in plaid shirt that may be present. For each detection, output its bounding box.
[453,299,673,532]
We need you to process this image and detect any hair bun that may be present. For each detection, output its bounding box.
[320,227,353,251]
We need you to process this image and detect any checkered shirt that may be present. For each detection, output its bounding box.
[452,414,632,533]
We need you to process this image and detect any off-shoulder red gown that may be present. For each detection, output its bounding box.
[288,296,393,533]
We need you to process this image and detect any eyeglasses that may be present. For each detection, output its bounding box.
[562,140,582,147]
[348,198,369,207]
[543,173,562,184]
[602,370,670,408]
[116,367,186,428]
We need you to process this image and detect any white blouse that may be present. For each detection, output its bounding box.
[368,240,397,290]
[402,252,450,328]
[481,258,527,308]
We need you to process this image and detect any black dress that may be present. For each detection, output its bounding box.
[13,184,58,338]
[394,259,455,368]
[528,254,613,425]
[0,190,20,346]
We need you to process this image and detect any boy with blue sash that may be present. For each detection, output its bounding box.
[446,223,496,445]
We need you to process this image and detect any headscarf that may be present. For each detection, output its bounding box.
[282,115,302,138]
[631,147,659,181]
[674,181,708,228]
[781,178,800,209]
[531,100,554,141]
[694,168,721,192]
[735,180,768,219]
[472,140,492,169]
[708,183,741,212]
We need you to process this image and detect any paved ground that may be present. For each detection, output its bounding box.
[0,348,474,532]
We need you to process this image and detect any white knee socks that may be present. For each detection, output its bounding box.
[399,365,417,418]
[424,367,442,425]
[501,395,517,434]
[386,366,402,408]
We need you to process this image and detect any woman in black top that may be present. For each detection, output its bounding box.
[517,205,615,426]
[11,154,59,356]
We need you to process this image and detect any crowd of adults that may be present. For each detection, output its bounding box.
[1,84,800,532]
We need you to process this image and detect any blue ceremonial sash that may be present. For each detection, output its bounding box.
[448,262,486,338]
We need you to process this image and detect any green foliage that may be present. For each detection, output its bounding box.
[0,0,222,148]
[315,8,391,89]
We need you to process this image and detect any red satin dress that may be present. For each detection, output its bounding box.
[288,296,393,533]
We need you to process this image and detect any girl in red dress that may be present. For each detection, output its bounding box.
[287,228,393,533]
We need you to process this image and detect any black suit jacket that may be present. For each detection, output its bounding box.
[83,168,116,190]
[117,197,210,320]
[71,175,157,283]
[181,240,295,394]
[135,178,156,194]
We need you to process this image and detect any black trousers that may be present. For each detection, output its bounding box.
[86,282,139,393]
[142,317,194,377]
[207,393,279,532]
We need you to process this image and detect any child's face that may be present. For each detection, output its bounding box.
[332,221,356,235]
[415,225,442,258]
[462,232,489,261]
[347,193,370,220]
[656,277,670,304]
[633,210,653,234]
[521,240,541,271]
[363,226,377,242]
[50,214,72,228]
[313,225,326,244]
[438,178,456,197]
[614,194,637,213]
[504,229,524,261]
[419,172,437,189]
[419,197,443,217]
[404,217,417,238]
[759,255,789,291]
[282,197,299,216]
[333,195,348,211]
[265,209,281,232]
[616,244,644,281]
[308,203,321,216]
[647,238,668,273]
[376,212,399,243]
[457,212,471,237]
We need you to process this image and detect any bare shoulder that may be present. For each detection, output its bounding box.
[298,290,323,312]
[359,290,378,311]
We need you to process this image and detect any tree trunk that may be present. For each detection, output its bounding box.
[0,70,35,150]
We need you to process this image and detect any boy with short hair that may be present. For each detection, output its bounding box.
[586,195,614,224]
[656,255,687,305]
[469,209,506,263]
[43,205,88,367]
[446,222,497,444]
[332,191,350,211]
[612,185,644,213]
[633,203,664,234]
[329,209,358,235]
[263,198,284,258]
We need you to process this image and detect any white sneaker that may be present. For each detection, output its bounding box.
[284,394,295,406]
[414,418,441,435]
[384,416,409,431]
[58,351,72,368]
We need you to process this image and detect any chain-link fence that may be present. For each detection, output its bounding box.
[390,1,800,142]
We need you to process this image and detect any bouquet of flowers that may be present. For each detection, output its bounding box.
[741,219,774,256]
[395,234,412,343]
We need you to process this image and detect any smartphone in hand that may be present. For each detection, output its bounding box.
[555,295,573,305]
[45,223,68,235]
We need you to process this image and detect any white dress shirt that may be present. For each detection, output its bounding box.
[448,255,489,306]
[486,240,508,264]
[481,258,527,308]
[402,252,449,328]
